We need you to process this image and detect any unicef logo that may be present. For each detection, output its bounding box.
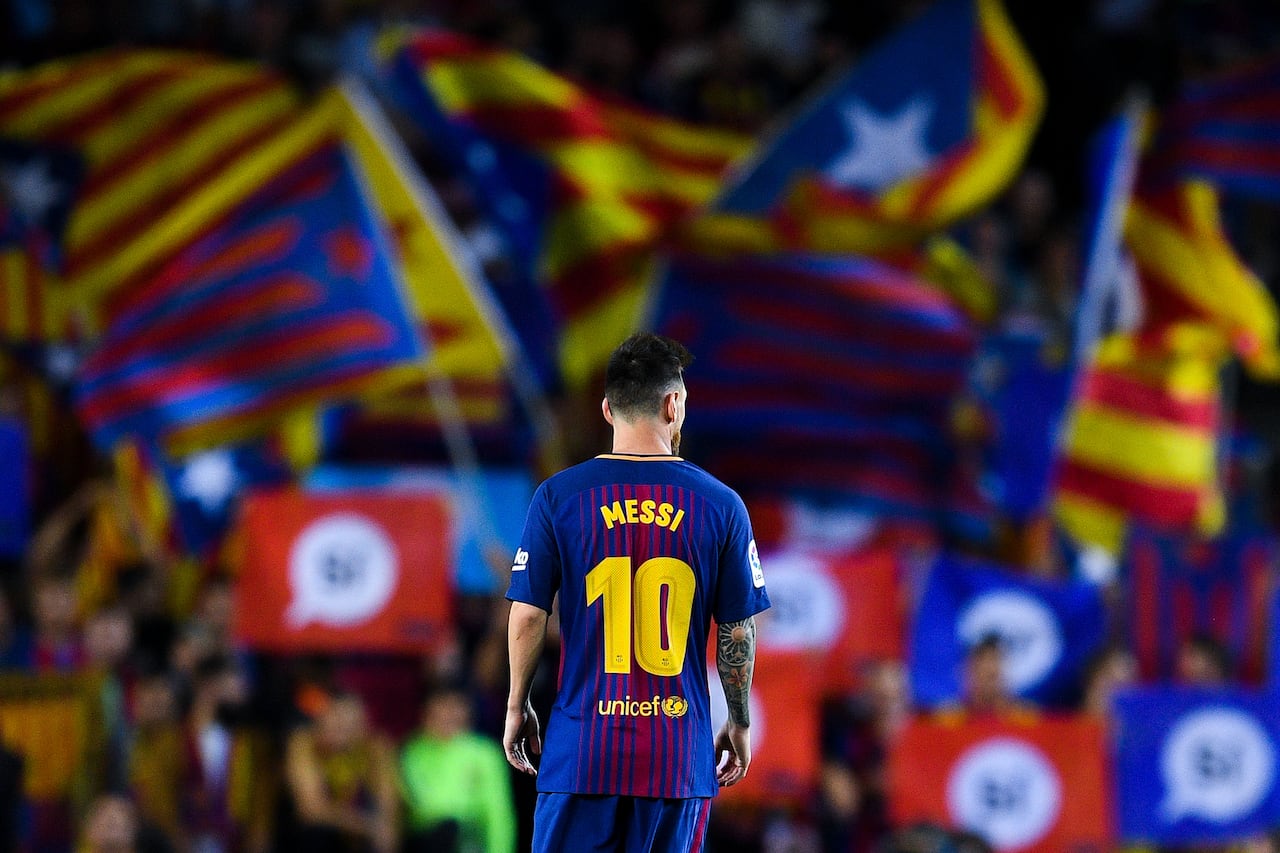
[662,696,689,718]
[947,738,1062,850]
[1161,707,1276,823]
[759,555,844,650]
[286,513,399,628]
[958,591,1062,693]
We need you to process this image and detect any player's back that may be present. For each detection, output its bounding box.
[507,452,767,799]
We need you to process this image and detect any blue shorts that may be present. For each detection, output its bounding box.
[532,793,712,853]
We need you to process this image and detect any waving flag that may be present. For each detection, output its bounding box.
[386,30,750,386]
[1129,528,1275,685]
[909,555,1108,708]
[1126,179,1280,376]
[75,144,423,451]
[1053,325,1227,553]
[1151,57,1280,200]
[0,51,328,324]
[0,137,83,341]
[701,0,1042,256]
[654,252,975,521]
[337,84,525,429]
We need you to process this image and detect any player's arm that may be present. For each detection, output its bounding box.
[714,615,757,787]
[504,600,548,775]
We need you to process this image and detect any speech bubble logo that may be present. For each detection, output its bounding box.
[707,666,765,747]
[947,737,1062,851]
[1161,706,1275,823]
[958,590,1062,693]
[286,513,399,628]
[758,554,844,651]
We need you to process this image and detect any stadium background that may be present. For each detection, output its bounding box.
[2,0,1280,851]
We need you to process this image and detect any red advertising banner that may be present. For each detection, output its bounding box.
[888,715,1113,853]
[712,650,822,805]
[233,489,454,653]
[756,547,905,691]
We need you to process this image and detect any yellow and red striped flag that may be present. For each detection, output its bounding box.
[387,30,751,386]
[0,50,328,334]
[1053,324,1228,553]
[1127,178,1280,376]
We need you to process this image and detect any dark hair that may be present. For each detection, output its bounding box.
[193,654,235,687]
[1183,631,1232,678]
[603,333,692,421]
[968,633,1003,658]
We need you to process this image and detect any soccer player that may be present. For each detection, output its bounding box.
[504,333,771,852]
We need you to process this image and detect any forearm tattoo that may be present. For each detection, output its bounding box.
[716,617,756,727]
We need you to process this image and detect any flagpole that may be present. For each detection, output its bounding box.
[1073,92,1148,368]
[337,78,566,471]
[339,79,562,582]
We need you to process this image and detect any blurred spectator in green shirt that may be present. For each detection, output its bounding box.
[400,683,515,853]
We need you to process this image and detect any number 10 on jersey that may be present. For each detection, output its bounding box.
[586,556,696,677]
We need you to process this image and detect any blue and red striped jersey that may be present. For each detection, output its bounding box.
[507,453,770,798]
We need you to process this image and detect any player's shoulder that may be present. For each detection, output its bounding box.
[673,458,746,507]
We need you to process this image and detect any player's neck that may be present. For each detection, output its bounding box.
[610,422,675,456]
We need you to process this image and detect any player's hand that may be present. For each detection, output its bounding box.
[503,700,541,775]
[714,720,751,787]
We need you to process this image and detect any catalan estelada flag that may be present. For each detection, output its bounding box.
[386,30,751,387]
[699,0,1042,256]
[335,83,523,430]
[1127,178,1280,376]
[75,143,424,453]
[1053,325,1228,554]
[0,50,327,331]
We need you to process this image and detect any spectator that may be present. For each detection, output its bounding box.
[80,793,174,853]
[80,794,140,853]
[85,606,135,788]
[28,571,84,672]
[283,691,398,853]
[180,655,275,853]
[1175,632,1233,685]
[1082,645,1138,718]
[958,634,1033,717]
[820,661,909,851]
[400,683,516,853]
[129,674,184,846]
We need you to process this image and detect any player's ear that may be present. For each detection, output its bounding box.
[663,390,678,424]
[602,397,614,426]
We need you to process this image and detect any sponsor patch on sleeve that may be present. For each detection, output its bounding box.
[748,539,764,588]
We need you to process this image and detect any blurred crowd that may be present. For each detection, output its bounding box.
[4,1,1280,853]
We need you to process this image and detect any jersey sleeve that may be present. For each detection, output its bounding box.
[713,491,771,623]
[505,481,560,612]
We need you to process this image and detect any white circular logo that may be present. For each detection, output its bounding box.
[958,591,1062,692]
[286,513,399,628]
[707,667,765,747]
[1161,707,1276,823]
[758,554,844,650]
[947,737,1062,851]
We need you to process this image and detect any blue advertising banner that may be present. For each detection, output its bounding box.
[1113,687,1280,845]
[909,556,1107,707]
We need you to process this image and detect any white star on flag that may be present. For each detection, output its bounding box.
[825,97,935,192]
[0,157,62,226]
[178,450,239,513]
